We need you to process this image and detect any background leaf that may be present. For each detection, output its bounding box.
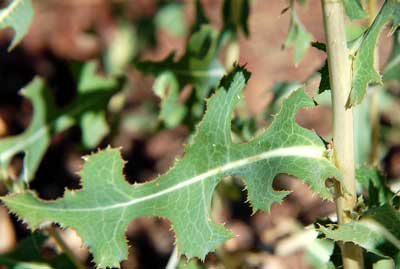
[0,62,120,183]
[347,0,400,107]
[136,25,225,127]
[319,205,400,261]
[0,232,74,269]
[153,71,187,128]
[284,8,313,65]
[155,3,187,37]
[356,167,394,207]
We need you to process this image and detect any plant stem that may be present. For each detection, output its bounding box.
[46,226,86,269]
[321,1,364,268]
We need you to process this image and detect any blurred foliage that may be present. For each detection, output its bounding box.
[284,5,313,65]
[384,30,400,82]
[0,232,74,269]
[136,0,251,129]
[0,62,121,185]
[155,3,187,37]
[137,25,224,128]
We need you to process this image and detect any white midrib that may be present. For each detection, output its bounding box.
[16,145,327,212]
[0,0,23,22]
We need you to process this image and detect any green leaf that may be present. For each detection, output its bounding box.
[0,62,120,183]
[347,0,400,107]
[0,0,34,51]
[305,238,335,269]
[319,205,400,260]
[2,66,341,268]
[136,25,225,127]
[155,3,187,37]
[0,232,74,269]
[356,167,394,207]
[346,22,368,41]
[153,71,187,128]
[383,30,400,82]
[284,8,313,65]
[343,0,367,20]
[104,21,137,75]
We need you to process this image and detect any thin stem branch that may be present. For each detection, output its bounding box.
[46,226,86,269]
[166,246,179,269]
[321,1,364,268]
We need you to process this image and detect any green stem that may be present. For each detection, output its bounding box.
[46,226,86,269]
[321,1,364,268]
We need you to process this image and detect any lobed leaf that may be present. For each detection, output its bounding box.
[347,0,400,107]
[319,205,400,260]
[0,0,34,51]
[0,62,120,183]
[2,66,341,268]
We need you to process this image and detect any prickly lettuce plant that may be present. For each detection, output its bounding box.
[1,0,400,269]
